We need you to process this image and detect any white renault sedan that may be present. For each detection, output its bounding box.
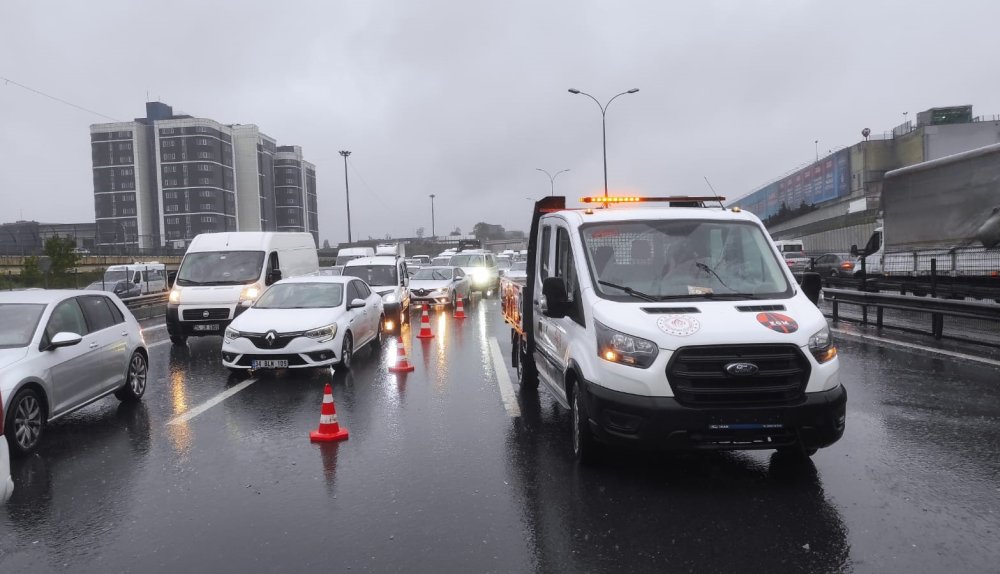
[409,266,471,306]
[1,387,12,503]
[222,276,384,372]
[1,290,148,457]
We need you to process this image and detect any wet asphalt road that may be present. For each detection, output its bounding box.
[2,298,999,573]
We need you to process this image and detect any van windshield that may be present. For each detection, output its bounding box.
[335,254,365,266]
[103,270,133,283]
[779,245,804,253]
[449,254,485,267]
[176,251,265,286]
[581,220,792,300]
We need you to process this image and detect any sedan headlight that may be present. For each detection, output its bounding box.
[808,324,838,363]
[382,292,398,304]
[595,321,658,368]
[169,289,181,304]
[224,327,240,342]
[305,324,337,343]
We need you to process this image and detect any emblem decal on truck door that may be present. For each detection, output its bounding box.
[656,315,701,337]
[755,312,798,333]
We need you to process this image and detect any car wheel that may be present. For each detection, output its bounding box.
[341,333,354,371]
[170,335,187,346]
[115,351,148,402]
[5,388,45,457]
[372,317,384,349]
[571,385,600,465]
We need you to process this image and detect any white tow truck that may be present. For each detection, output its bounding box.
[500,195,846,463]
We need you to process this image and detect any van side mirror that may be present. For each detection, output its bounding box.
[266,269,282,286]
[849,244,859,257]
[541,277,570,318]
[800,272,822,305]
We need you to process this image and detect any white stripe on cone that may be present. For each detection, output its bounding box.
[320,414,338,424]
[322,394,333,403]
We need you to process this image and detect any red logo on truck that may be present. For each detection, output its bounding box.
[756,312,798,334]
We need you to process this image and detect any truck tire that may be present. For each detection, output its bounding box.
[170,335,187,346]
[517,341,538,390]
[571,384,600,465]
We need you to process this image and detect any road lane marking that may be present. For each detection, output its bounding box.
[488,337,521,417]
[142,323,167,334]
[167,378,259,425]
[831,327,1000,368]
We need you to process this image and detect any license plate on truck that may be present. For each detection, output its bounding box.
[252,359,289,369]
[193,324,219,331]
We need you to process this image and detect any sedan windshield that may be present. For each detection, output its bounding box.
[0,303,46,348]
[343,264,398,287]
[254,283,344,309]
[449,254,485,267]
[413,268,453,281]
[431,257,451,266]
[581,220,792,300]
[177,251,265,286]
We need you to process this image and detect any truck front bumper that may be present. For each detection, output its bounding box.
[578,378,847,451]
[167,304,246,337]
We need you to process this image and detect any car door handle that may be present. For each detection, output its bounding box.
[89,342,99,349]
[121,331,128,337]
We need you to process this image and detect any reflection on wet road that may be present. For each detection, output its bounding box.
[1,297,998,573]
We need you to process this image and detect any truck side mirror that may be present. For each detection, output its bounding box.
[541,277,570,318]
[849,244,859,257]
[266,269,282,286]
[800,272,822,305]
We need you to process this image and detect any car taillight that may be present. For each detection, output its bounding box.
[785,260,794,266]
[840,261,854,270]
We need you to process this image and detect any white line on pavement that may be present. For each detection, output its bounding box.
[488,336,521,417]
[167,378,259,426]
[832,327,1000,368]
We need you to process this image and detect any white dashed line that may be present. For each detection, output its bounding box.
[832,328,1000,368]
[167,377,259,425]
[488,337,521,417]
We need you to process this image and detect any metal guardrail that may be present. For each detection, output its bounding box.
[124,293,168,321]
[824,287,1000,345]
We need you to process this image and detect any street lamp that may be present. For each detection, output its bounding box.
[339,150,352,244]
[567,88,639,197]
[429,194,436,238]
[535,168,570,196]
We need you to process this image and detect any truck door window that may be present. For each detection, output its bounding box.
[555,227,583,325]
[268,252,279,271]
[539,225,552,280]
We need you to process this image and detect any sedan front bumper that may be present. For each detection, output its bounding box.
[222,336,340,370]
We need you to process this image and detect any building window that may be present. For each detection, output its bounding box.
[201,216,214,223]
[162,140,174,148]
[119,156,133,164]
[116,130,131,138]
[120,168,133,176]
[201,203,213,210]
[164,153,176,161]
[198,178,211,185]
[164,178,178,186]
[166,205,179,212]
[200,190,212,198]
[198,164,212,172]
[196,126,209,133]
[161,128,174,135]
[166,217,179,225]
[286,178,295,185]
[165,191,178,199]
[196,152,209,159]
[118,142,132,151]
[163,165,176,174]
[195,138,209,146]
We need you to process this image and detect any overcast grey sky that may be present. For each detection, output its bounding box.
[3,0,1000,244]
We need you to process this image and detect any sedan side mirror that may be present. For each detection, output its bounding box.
[49,331,83,350]
[348,298,367,309]
[800,272,822,305]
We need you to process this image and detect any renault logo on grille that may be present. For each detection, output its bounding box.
[725,362,759,376]
[265,331,277,347]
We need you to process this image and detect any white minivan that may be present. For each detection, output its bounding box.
[102,262,168,295]
[167,232,319,345]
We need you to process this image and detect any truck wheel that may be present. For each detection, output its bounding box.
[571,385,600,465]
[170,335,187,346]
[517,342,538,390]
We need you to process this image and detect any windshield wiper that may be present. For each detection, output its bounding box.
[598,280,659,302]
[695,262,732,290]
[655,292,764,300]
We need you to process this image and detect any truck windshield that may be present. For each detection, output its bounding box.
[176,251,265,286]
[449,254,485,267]
[580,220,793,300]
[343,264,398,287]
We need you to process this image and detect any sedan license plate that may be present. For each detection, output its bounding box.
[193,323,219,332]
[252,359,289,369]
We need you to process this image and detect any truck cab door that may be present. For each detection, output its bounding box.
[533,224,568,404]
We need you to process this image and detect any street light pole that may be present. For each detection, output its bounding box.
[568,88,639,197]
[429,194,436,238]
[339,150,352,244]
[535,168,570,196]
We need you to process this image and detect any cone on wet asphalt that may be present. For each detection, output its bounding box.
[388,339,415,373]
[309,383,349,442]
[454,294,467,319]
[416,304,435,339]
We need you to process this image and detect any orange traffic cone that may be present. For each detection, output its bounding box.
[388,339,415,373]
[454,294,467,319]
[309,384,349,442]
[416,304,435,339]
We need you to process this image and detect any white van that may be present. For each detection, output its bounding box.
[167,232,318,345]
[343,255,410,332]
[335,247,376,266]
[102,262,167,295]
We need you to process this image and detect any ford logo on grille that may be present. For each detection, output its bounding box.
[725,362,759,376]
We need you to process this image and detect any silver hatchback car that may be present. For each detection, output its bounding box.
[0,290,148,456]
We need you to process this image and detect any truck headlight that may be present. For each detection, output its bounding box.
[472,269,489,284]
[595,321,659,368]
[305,324,337,343]
[382,292,398,304]
[224,327,241,342]
[808,324,837,363]
[169,289,181,304]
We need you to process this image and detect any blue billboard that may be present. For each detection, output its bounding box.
[734,149,851,220]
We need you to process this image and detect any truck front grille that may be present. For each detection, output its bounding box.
[666,344,811,407]
[182,308,230,321]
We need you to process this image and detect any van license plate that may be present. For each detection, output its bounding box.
[253,360,289,369]
[193,324,219,332]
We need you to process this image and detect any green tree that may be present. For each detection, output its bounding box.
[21,255,41,283]
[44,235,79,276]
[472,222,506,241]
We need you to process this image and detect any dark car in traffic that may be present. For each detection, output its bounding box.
[811,253,856,278]
[85,280,142,299]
